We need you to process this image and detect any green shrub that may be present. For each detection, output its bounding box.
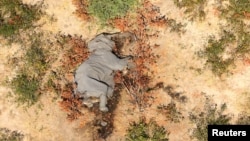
[25,39,48,75]
[189,100,232,141]
[198,0,250,76]
[12,37,49,106]
[11,73,39,106]
[0,0,42,37]
[87,0,139,23]
[126,117,169,141]
[8,35,49,106]
[202,31,236,76]
[173,0,207,21]
[220,0,250,20]
[235,28,250,55]
[201,26,250,76]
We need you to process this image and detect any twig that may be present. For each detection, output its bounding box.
[122,80,135,100]
[122,76,144,111]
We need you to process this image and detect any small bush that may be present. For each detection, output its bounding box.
[25,39,48,75]
[167,19,186,34]
[11,73,39,106]
[157,101,184,123]
[126,117,169,141]
[236,113,250,125]
[202,31,236,76]
[201,27,250,76]
[173,0,207,21]
[235,28,250,55]
[10,38,48,106]
[0,0,42,37]
[220,0,250,20]
[163,85,187,103]
[189,100,232,141]
[200,0,250,76]
[0,128,24,141]
[87,0,139,23]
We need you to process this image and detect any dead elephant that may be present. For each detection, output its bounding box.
[74,32,136,112]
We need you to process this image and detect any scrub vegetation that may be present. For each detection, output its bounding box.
[0,0,42,38]
[195,0,250,76]
[189,98,232,141]
[10,38,48,106]
[157,101,184,123]
[0,128,24,141]
[1,0,250,140]
[173,0,207,21]
[219,0,250,20]
[126,117,169,141]
[72,0,139,24]
[88,0,139,23]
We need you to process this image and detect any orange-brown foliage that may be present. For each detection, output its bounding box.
[243,57,250,66]
[243,11,250,19]
[72,0,91,21]
[59,85,83,121]
[110,0,166,110]
[58,36,89,121]
[62,36,89,71]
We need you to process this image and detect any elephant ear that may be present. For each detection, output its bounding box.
[88,34,115,52]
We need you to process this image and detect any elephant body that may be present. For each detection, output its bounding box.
[74,33,133,112]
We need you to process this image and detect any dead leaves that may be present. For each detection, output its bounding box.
[111,0,166,110]
[59,85,82,121]
[57,36,89,121]
[61,36,89,72]
[72,0,91,21]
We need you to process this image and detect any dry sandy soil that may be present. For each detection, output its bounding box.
[0,0,250,141]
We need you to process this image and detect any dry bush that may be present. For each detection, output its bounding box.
[173,0,207,21]
[72,0,90,21]
[59,84,83,121]
[61,35,89,72]
[163,85,188,103]
[111,0,168,111]
[189,99,232,141]
[54,35,89,121]
[157,101,184,123]
[0,128,24,141]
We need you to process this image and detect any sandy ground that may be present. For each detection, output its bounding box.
[0,0,250,141]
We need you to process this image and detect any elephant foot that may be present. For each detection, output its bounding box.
[100,106,109,112]
[82,99,93,108]
[107,88,114,98]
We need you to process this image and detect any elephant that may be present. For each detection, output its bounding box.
[74,32,136,112]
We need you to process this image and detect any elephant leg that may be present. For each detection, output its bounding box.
[82,94,94,108]
[102,75,115,98]
[99,93,108,112]
[107,87,114,98]
[82,98,93,108]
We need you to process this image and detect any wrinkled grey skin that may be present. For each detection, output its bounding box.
[74,32,135,112]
